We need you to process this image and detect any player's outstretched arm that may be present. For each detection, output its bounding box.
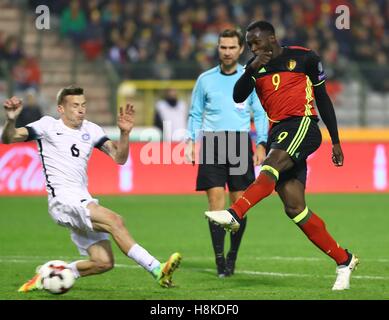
[1,96,28,144]
[100,103,135,164]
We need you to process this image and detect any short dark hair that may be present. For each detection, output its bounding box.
[56,85,84,105]
[246,21,275,35]
[218,29,244,47]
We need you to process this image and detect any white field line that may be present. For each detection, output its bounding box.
[1,256,389,281]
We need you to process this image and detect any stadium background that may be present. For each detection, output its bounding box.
[0,0,389,301]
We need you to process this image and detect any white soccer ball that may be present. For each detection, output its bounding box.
[38,260,75,294]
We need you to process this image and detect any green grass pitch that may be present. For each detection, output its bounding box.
[0,193,388,300]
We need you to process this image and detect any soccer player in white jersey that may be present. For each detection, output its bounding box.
[1,86,182,292]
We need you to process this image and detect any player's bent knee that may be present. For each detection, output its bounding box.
[284,206,306,219]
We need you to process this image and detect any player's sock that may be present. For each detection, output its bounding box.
[127,243,161,273]
[229,216,247,255]
[68,261,82,279]
[208,221,226,275]
[226,217,247,275]
[231,165,278,219]
[293,207,349,265]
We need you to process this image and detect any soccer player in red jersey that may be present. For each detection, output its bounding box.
[205,21,359,290]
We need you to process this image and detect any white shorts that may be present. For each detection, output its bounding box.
[48,191,109,256]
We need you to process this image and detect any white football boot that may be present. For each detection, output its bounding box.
[332,254,359,290]
[205,210,240,233]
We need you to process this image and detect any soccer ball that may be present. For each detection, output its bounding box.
[38,260,75,294]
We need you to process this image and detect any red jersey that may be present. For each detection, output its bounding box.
[251,46,327,124]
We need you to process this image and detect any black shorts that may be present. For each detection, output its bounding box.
[267,116,322,188]
[196,131,255,191]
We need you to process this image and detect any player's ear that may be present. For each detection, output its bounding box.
[57,104,64,114]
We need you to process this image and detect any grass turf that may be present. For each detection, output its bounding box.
[0,193,388,300]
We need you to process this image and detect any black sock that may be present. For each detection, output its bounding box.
[208,221,226,273]
[226,217,247,274]
[229,216,247,253]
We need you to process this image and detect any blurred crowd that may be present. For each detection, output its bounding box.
[25,0,389,83]
[0,0,378,98]
[0,28,44,124]
[0,32,41,92]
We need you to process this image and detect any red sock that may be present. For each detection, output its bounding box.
[298,211,349,265]
[231,171,276,219]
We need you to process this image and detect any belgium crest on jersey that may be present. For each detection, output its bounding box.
[286,59,296,71]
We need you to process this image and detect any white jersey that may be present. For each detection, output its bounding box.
[26,116,109,197]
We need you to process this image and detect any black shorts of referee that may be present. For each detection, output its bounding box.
[196,131,255,192]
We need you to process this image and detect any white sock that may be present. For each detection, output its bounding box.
[68,261,81,279]
[127,243,160,273]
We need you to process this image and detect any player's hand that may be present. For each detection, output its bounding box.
[332,143,344,166]
[185,140,195,165]
[117,103,135,133]
[3,96,23,120]
[253,144,266,166]
[247,51,272,72]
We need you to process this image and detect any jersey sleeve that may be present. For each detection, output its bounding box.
[25,116,52,141]
[91,123,110,149]
[243,56,256,71]
[233,58,256,103]
[186,76,205,141]
[306,52,340,144]
[305,51,327,87]
[249,92,268,145]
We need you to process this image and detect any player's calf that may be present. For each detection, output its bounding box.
[89,260,114,275]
